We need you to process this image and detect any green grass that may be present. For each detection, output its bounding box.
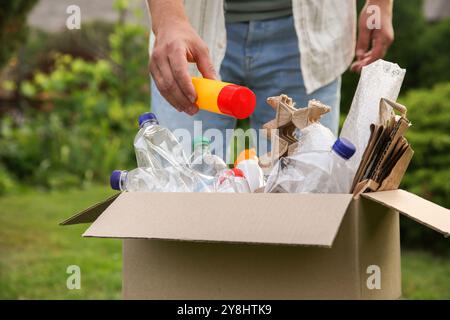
[402,251,450,299]
[0,186,449,299]
[0,186,121,299]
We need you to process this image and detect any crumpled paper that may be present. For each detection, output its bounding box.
[340,59,406,181]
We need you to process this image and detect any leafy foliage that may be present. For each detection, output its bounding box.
[0,2,149,191]
[0,0,38,68]
[416,18,450,87]
[399,83,450,253]
[400,83,450,208]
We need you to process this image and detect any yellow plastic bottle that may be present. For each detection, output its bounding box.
[234,148,258,167]
[191,77,256,119]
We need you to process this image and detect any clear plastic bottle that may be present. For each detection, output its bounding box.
[293,122,336,154]
[110,168,193,192]
[265,138,356,193]
[234,148,264,192]
[190,136,227,177]
[327,138,357,193]
[110,168,161,192]
[215,168,251,193]
[134,112,189,170]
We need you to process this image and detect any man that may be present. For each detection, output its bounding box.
[146,0,394,157]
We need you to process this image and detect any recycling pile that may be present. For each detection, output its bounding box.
[111,59,410,195]
[110,112,262,193]
[110,107,354,194]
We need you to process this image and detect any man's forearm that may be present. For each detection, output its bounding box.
[147,0,189,35]
[146,0,215,114]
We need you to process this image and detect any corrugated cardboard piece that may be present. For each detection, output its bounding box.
[60,193,119,225]
[259,95,330,169]
[68,191,450,242]
[362,190,450,237]
[352,98,414,194]
[83,192,353,248]
[121,197,402,299]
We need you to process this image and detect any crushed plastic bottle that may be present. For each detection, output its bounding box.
[188,136,228,192]
[190,136,227,177]
[234,148,264,192]
[325,138,357,192]
[215,168,251,193]
[111,168,201,192]
[110,168,156,192]
[134,112,189,170]
[265,138,356,193]
[293,122,336,154]
[111,167,215,193]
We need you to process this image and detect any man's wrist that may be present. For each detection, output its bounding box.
[148,0,189,35]
[153,18,189,36]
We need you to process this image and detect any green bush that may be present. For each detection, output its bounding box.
[0,0,38,68]
[0,55,147,190]
[399,83,450,253]
[417,18,450,87]
[15,20,115,81]
[0,1,149,192]
[400,82,450,207]
[0,163,16,194]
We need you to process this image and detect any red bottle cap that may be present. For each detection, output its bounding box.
[231,168,245,178]
[218,168,246,185]
[217,84,256,119]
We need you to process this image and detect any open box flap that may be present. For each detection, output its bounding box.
[362,189,450,237]
[59,193,120,225]
[82,192,353,248]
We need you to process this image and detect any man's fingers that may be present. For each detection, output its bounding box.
[160,57,198,116]
[351,22,372,73]
[352,2,394,73]
[193,45,217,80]
[149,59,181,112]
[154,56,196,114]
[355,26,372,60]
[151,62,189,113]
[151,67,182,113]
[362,32,389,67]
[350,61,362,73]
[168,47,198,108]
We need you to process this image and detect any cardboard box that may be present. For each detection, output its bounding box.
[61,190,449,299]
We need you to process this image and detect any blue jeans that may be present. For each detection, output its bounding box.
[151,15,341,158]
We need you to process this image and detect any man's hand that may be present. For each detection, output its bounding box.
[351,0,394,72]
[148,0,216,115]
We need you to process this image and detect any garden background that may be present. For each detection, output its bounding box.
[0,0,449,299]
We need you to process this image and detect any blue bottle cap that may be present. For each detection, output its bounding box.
[332,138,356,160]
[110,170,124,190]
[138,112,158,127]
